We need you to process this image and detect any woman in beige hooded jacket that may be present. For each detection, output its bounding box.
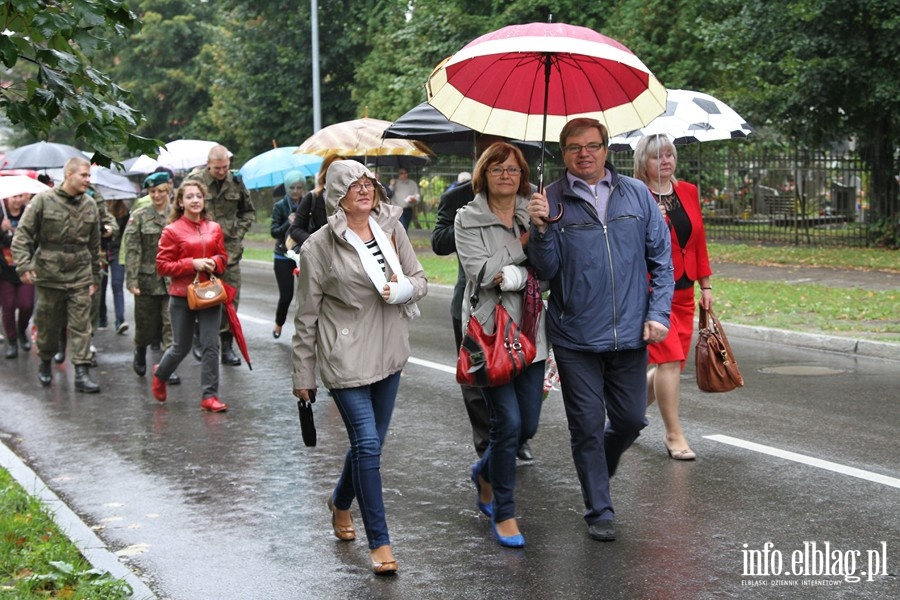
[291,160,426,575]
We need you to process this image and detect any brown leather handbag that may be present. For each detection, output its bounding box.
[186,273,226,310]
[695,306,744,393]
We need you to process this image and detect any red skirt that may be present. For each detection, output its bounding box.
[648,287,696,368]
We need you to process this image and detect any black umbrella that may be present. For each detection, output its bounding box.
[297,388,317,447]
[383,102,550,162]
[1,141,87,170]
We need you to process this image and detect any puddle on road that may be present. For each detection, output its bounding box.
[759,365,848,376]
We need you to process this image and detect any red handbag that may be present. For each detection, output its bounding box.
[457,264,537,388]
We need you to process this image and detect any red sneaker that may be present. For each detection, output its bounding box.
[200,396,228,413]
[151,364,167,402]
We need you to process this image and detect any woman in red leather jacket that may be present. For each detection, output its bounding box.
[634,135,713,460]
[153,181,229,412]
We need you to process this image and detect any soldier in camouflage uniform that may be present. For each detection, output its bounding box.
[53,184,118,366]
[124,172,178,383]
[185,144,255,365]
[11,157,102,392]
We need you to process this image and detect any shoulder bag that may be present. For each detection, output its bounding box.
[187,272,227,310]
[457,264,536,388]
[695,306,744,393]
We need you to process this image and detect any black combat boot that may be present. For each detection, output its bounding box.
[5,339,17,359]
[74,365,100,393]
[18,329,31,352]
[38,360,52,386]
[133,346,147,377]
[220,333,241,366]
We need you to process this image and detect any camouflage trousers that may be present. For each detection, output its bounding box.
[35,285,93,365]
[133,293,173,349]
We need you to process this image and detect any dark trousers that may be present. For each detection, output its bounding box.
[554,345,649,524]
[0,279,34,340]
[273,258,295,327]
[453,316,490,456]
[157,296,220,399]
[99,259,125,325]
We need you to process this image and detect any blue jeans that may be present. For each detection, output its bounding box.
[476,360,545,523]
[99,258,125,325]
[331,371,401,550]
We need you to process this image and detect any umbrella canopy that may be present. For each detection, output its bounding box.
[426,22,667,144]
[1,141,87,170]
[90,166,141,200]
[383,102,549,161]
[222,282,251,370]
[296,118,431,168]
[238,147,323,190]
[0,175,51,199]
[116,155,161,176]
[608,89,753,151]
[158,139,228,172]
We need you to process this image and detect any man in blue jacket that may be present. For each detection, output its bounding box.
[527,118,673,542]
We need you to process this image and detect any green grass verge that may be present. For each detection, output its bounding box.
[243,235,898,342]
[0,468,131,599]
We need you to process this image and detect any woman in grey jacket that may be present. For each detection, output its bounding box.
[455,143,548,548]
[291,160,426,575]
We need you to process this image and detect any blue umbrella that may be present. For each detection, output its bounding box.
[238,147,323,190]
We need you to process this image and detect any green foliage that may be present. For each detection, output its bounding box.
[0,0,159,163]
[867,216,900,250]
[0,469,131,598]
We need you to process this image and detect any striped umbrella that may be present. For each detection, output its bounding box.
[426,22,666,188]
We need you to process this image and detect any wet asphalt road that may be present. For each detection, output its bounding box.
[1,262,898,599]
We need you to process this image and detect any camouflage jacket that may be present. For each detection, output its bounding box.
[184,169,256,266]
[11,187,101,288]
[123,204,169,295]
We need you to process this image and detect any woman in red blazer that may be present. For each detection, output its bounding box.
[153,181,229,412]
[634,135,714,460]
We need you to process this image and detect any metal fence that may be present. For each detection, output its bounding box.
[255,142,895,248]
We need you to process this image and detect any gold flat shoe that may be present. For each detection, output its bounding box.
[665,445,697,461]
[372,559,398,576]
[327,497,356,541]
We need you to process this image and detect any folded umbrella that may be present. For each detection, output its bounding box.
[297,388,317,447]
[222,282,251,370]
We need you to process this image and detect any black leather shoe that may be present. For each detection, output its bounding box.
[167,372,181,385]
[588,519,616,542]
[38,360,52,386]
[516,441,534,461]
[53,350,66,364]
[74,365,100,393]
[133,346,147,377]
[5,341,17,359]
[18,334,31,352]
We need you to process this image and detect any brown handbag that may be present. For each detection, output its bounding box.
[695,306,744,393]
[186,273,227,310]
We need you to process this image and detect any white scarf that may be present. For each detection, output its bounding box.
[343,216,418,318]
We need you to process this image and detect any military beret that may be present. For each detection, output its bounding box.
[143,171,171,189]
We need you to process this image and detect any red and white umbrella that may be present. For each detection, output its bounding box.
[426,22,667,150]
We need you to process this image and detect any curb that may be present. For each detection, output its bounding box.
[725,324,900,362]
[0,438,157,600]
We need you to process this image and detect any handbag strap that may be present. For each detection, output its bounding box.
[468,263,488,312]
[192,271,217,285]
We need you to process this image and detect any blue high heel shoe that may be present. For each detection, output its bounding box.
[470,462,493,518]
[491,518,525,548]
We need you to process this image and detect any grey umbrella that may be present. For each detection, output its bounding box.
[1,141,87,170]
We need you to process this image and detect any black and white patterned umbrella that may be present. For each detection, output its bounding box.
[608,89,752,151]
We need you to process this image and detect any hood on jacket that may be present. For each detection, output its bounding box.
[324,160,386,216]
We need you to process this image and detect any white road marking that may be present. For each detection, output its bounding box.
[408,356,456,375]
[705,434,900,489]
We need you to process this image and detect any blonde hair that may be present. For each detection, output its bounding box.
[633,135,679,186]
